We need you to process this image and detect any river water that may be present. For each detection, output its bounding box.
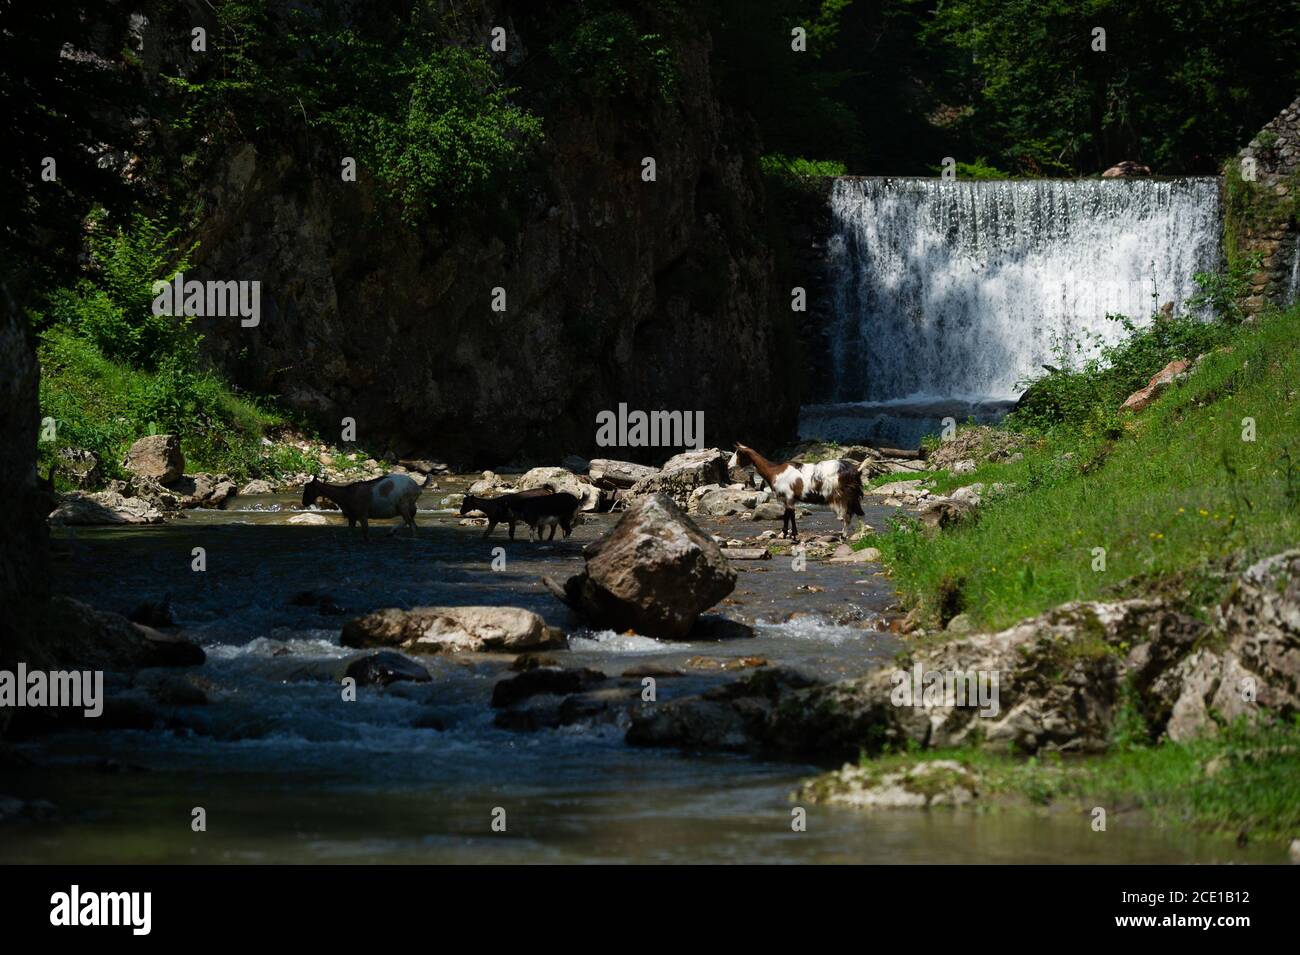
[1,485,1275,863]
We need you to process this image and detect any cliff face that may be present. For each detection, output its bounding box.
[771,177,836,406]
[168,5,799,465]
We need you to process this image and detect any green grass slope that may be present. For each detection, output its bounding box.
[863,303,1300,631]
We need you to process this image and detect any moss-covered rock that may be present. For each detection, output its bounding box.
[798,759,980,810]
[627,557,1300,759]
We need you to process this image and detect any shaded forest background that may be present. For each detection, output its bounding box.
[725,0,1300,178]
[1,0,1298,473]
[8,0,1300,285]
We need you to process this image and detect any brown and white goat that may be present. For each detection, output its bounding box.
[729,443,864,541]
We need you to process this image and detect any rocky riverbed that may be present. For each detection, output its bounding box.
[2,469,1289,862]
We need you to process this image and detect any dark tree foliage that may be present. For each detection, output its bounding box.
[710,0,1300,176]
[927,0,1300,175]
[7,0,1299,272]
[0,0,143,293]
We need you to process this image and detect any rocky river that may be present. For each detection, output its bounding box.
[0,478,1278,863]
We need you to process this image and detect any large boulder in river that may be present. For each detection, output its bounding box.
[15,596,204,671]
[690,484,764,517]
[48,490,165,525]
[559,493,736,640]
[516,466,604,511]
[588,459,659,490]
[343,650,432,687]
[627,667,820,751]
[122,434,184,484]
[491,666,608,708]
[632,600,1185,756]
[165,473,237,509]
[629,448,731,507]
[340,606,565,654]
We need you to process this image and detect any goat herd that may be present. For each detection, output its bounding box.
[301,443,866,543]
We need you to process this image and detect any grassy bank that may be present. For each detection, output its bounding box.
[36,326,321,485]
[859,301,1300,631]
[823,716,1300,846]
[32,213,372,488]
[810,271,1300,846]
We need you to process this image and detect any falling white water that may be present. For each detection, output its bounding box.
[818,177,1223,408]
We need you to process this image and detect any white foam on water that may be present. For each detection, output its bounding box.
[206,636,345,660]
[567,630,667,654]
[755,614,866,645]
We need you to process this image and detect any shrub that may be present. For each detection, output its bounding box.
[1009,303,1234,435]
[166,5,543,226]
[43,212,194,369]
[928,156,1011,179]
[761,153,848,190]
[329,47,542,225]
[549,6,677,102]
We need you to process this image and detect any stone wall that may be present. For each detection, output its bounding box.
[1228,94,1300,314]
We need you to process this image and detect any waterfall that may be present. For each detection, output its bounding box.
[802,177,1222,446]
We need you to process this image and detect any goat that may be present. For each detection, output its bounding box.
[729,443,864,541]
[507,492,582,542]
[302,473,421,539]
[459,486,552,539]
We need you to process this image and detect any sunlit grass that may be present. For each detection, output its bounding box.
[859,304,1300,630]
